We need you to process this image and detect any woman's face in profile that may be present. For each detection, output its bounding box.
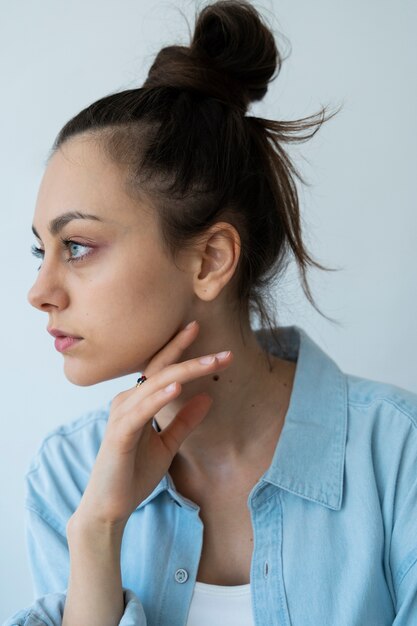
[27,135,192,386]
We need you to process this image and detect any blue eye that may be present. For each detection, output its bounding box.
[31,238,94,271]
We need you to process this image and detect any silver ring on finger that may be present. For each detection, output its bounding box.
[136,375,147,388]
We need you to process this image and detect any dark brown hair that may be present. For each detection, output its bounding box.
[49,0,342,344]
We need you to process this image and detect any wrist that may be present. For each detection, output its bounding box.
[67,509,126,546]
[63,510,125,626]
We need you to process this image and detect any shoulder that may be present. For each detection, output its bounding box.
[344,374,417,540]
[344,375,417,594]
[345,373,417,459]
[26,400,110,474]
[25,401,111,527]
[346,373,417,429]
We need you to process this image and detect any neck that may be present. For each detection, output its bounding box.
[154,315,296,478]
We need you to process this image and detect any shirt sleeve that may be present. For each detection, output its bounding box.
[3,506,147,626]
[392,559,417,625]
[3,432,148,626]
[389,415,417,623]
[2,587,147,625]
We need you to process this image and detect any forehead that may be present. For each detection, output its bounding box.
[33,135,153,231]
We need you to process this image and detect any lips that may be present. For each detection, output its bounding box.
[54,336,83,353]
[47,327,83,339]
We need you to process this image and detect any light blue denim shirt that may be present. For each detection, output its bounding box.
[4,325,417,626]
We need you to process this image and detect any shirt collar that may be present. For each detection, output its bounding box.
[136,325,347,512]
[256,325,347,511]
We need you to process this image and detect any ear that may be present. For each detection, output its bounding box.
[189,222,241,302]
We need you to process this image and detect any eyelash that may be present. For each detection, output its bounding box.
[31,238,94,270]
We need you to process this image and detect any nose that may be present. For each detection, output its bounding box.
[27,265,69,311]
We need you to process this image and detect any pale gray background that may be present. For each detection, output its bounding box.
[1,0,416,620]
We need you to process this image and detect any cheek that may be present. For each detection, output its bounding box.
[87,259,188,345]
[119,262,182,313]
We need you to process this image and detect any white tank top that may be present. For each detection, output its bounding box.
[185,581,254,626]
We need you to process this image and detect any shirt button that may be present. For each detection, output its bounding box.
[174,568,189,583]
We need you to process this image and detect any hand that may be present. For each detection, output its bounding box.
[69,320,233,533]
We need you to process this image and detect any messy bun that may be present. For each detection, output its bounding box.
[51,0,342,349]
[144,0,279,113]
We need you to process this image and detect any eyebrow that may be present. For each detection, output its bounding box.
[31,211,105,240]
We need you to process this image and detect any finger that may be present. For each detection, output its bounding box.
[154,350,233,390]
[110,350,232,450]
[159,393,214,456]
[124,350,233,414]
[110,321,200,408]
[107,382,183,450]
[113,348,231,442]
[144,320,200,377]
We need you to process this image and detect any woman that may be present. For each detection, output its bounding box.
[5,1,417,625]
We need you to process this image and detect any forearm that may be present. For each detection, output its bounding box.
[62,517,125,626]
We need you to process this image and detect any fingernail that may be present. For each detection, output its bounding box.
[199,355,215,365]
[184,320,197,330]
[215,351,230,360]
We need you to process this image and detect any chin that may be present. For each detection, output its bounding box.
[63,370,103,387]
[61,361,111,387]
[62,360,148,387]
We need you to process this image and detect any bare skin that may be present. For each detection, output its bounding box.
[27,134,296,591]
[28,134,295,467]
[168,351,295,585]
